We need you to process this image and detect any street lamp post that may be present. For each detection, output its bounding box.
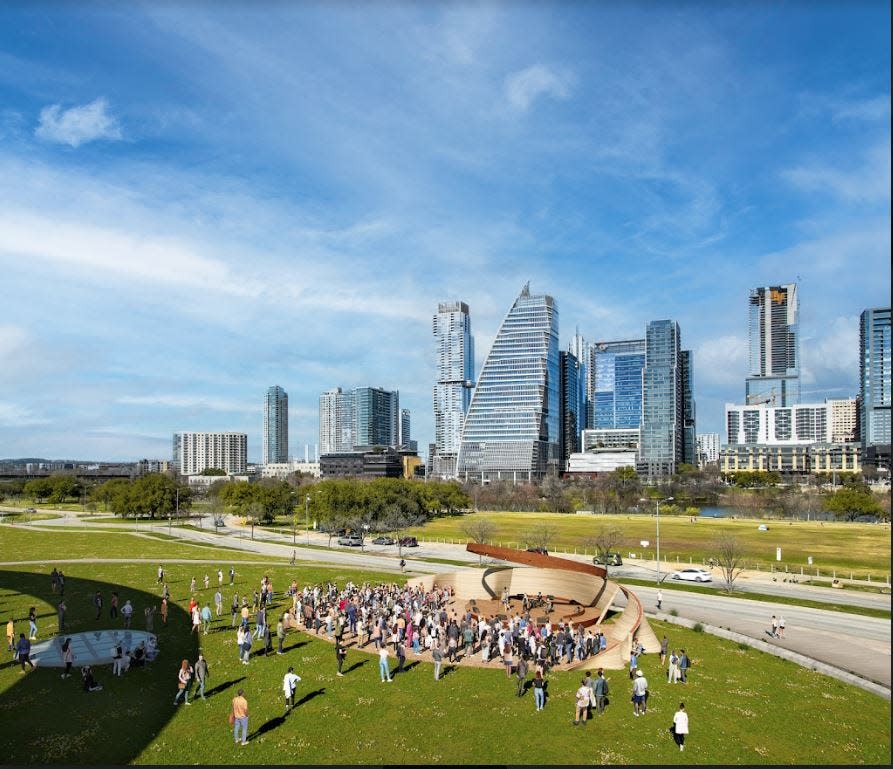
[641,495,673,583]
[305,494,311,545]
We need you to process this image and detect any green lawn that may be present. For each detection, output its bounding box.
[0,541,889,764]
[402,512,892,578]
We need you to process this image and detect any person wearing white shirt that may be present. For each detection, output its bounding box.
[378,645,392,682]
[283,667,301,713]
[632,669,648,716]
[672,702,689,751]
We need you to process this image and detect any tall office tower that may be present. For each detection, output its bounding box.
[696,433,720,465]
[172,432,248,475]
[570,330,592,428]
[639,320,688,478]
[558,350,584,467]
[680,350,697,465]
[319,388,354,454]
[860,307,891,449]
[262,385,289,464]
[432,301,475,477]
[745,284,800,406]
[353,386,399,448]
[400,408,411,446]
[591,339,646,433]
[457,284,559,482]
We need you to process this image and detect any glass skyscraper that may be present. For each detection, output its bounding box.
[319,387,354,454]
[457,284,559,481]
[263,385,289,464]
[353,387,399,448]
[860,307,891,448]
[558,350,584,466]
[432,301,475,477]
[746,284,800,406]
[591,339,646,430]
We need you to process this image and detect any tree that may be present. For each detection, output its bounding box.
[712,534,746,594]
[200,467,227,476]
[523,522,557,552]
[823,485,884,521]
[109,474,191,519]
[461,517,497,565]
[23,478,53,503]
[585,526,624,572]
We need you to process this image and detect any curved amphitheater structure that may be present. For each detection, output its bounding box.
[408,544,660,670]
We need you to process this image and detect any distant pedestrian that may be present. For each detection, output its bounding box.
[395,640,405,673]
[672,702,689,751]
[432,642,443,680]
[229,566,235,585]
[61,638,75,678]
[190,577,197,594]
[16,634,35,672]
[160,598,168,625]
[628,651,638,679]
[276,619,285,655]
[110,592,119,620]
[231,688,249,745]
[283,667,301,712]
[678,649,690,683]
[214,590,223,617]
[336,638,347,676]
[573,679,591,725]
[51,567,59,593]
[516,655,528,697]
[632,670,648,716]
[173,659,193,705]
[122,600,133,629]
[660,635,668,665]
[157,564,164,583]
[593,668,609,715]
[656,589,663,611]
[290,550,296,565]
[778,615,786,638]
[400,559,406,574]
[231,594,239,627]
[6,618,14,652]
[217,569,223,587]
[203,574,210,591]
[57,570,65,596]
[770,615,778,638]
[379,645,392,682]
[145,606,155,633]
[668,650,680,683]
[194,654,209,701]
[57,599,67,633]
[533,669,546,711]
[28,607,37,640]
[94,592,103,620]
[201,604,212,635]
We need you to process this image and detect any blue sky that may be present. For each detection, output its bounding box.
[0,1,889,462]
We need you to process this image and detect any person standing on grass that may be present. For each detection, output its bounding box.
[214,590,223,617]
[191,605,201,635]
[335,638,347,677]
[573,679,591,726]
[632,669,648,716]
[678,649,690,683]
[145,606,155,633]
[232,688,249,745]
[593,668,609,715]
[122,600,133,629]
[157,564,164,584]
[61,638,75,679]
[230,594,239,627]
[668,649,679,683]
[93,592,103,621]
[173,659,193,705]
[628,650,638,679]
[395,638,406,674]
[27,607,37,640]
[204,573,210,591]
[51,567,59,593]
[57,599,67,634]
[110,592,119,620]
[379,644,392,682]
[432,641,443,680]
[194,654,209,701]
[162,583,170,602]
[516,655,528,697]
[201,604,212,635]
[672,702,689,751]
[160,597,168,625]
[16,634,35,673]
[533,668,546,711]
[283,667,301,713]
[7,618,15,653]
[190,576,197,594]
[57,570,65,596]
[229,566,235,586]
[276,618,285,655]
[660,635,668,666]
[218,569,224,588]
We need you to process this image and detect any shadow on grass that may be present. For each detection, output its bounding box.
[440,664,458,678]
[400,661,420,673]
[295,687,325,707]
[345,659,368,674]
[250,715,286,739]
[204,676,246,698]
[288,640,309,651]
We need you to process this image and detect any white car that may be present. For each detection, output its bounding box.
[670,568,713,583]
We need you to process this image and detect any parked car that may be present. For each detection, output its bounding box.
[398,536,418,547]
[372,535,395,545]
[526,547,549,555]
[670,567,712,583]
[24,507,37,513]
[592,552,623,566]
[337,534,363,547]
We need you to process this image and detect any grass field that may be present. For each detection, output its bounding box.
[0,532,889,765]
[402,512,892,578]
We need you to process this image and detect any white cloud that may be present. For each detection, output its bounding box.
[117,394,256,412]
[0,402,49,427]
[505,65,573,112]
[0,324,29,362]
[35,97,123,147]
[782,140,891,205]
[695,334,748,387]
[831,95,890,123]
[801,315,859,391]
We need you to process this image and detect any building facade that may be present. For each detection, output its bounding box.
[725,402,829,446]
[432,301,475,477]
[262,385,289,465]
[591,339,645,431]
[860,307,891,450]
[558,350,584,468]
[457,284,559,482]
[172,432,248,475]
[827,398,860,444]
[319,388,355,455]
[353,387,399,448]
[696,433,720,466]
[745,284,800,407]
[582,428,640,451]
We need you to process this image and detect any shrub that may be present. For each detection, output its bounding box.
[693,622,705,633]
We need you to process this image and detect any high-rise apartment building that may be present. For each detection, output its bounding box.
[319,388,354,454]
[591,339,646,431]
[262,385,289,465]
[745,284,800,406]
[457,284,559,482]
[827,398,859,444]
[353,387,399,448]
[432,301,475,477]
[680,350,697,465]
[696,433,720,466]
[725,402,829,445]
[558,350,584,467]
[639,320,694,478]
[172,432,248,475]
[570,331,592,428]
[860,307,891,449]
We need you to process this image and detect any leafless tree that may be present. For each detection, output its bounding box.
[461,517,497,565]
[523,522,558,552]
[712,534,746,593]
[585,526,625,572]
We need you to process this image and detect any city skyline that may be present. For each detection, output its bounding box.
[0,3,889,461]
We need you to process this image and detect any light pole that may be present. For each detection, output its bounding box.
[305,494,310,545]
[641,496,673,583]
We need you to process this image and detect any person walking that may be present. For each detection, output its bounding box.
[6,618,15,653]
[632,669,648,716]
[201,604,212,635]
[656,589,663,611]
[16,634,35,673]
[231,594,239,627]
[145,606,155,633]
[160,597,168,625]
[194,654,209,701]
[57,599,67,634]
[593,668,609,715]
[516,655,529,697]
[173,659,193,705]
[122,600,133,629]
[157,564,164,584]
[214,590,223,617]
[659,635,668,666]
[399,558,406,574]
[378,644,392,682]
[94,592,103,621]
[335,638,347,676]
[231,688,249,745]
[276,618,285,655]
[229,566,235,586]
[532,669,546,711]
[778,615,786,638]
[110,592,119,620]
[283,667,301,713]
[668,650,680,684]
[203,573,210,591]
[61,638,75,679]
[395,639,405,673]
[573,679,591,725]
[432,641,443,681]
[770,615,778,638]
[28,607,37,640]
[190,577,197,594]
[672,702,689,751]
[217,569,224,588]
[628,650,638,679]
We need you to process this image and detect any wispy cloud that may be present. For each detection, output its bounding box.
[0,402,49,427]
[832,95,890,123]
[117,395,256,413]
[505,64,573,112]
[35,97,122,147]
[782,140,891,205]
[695,335,748,388]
